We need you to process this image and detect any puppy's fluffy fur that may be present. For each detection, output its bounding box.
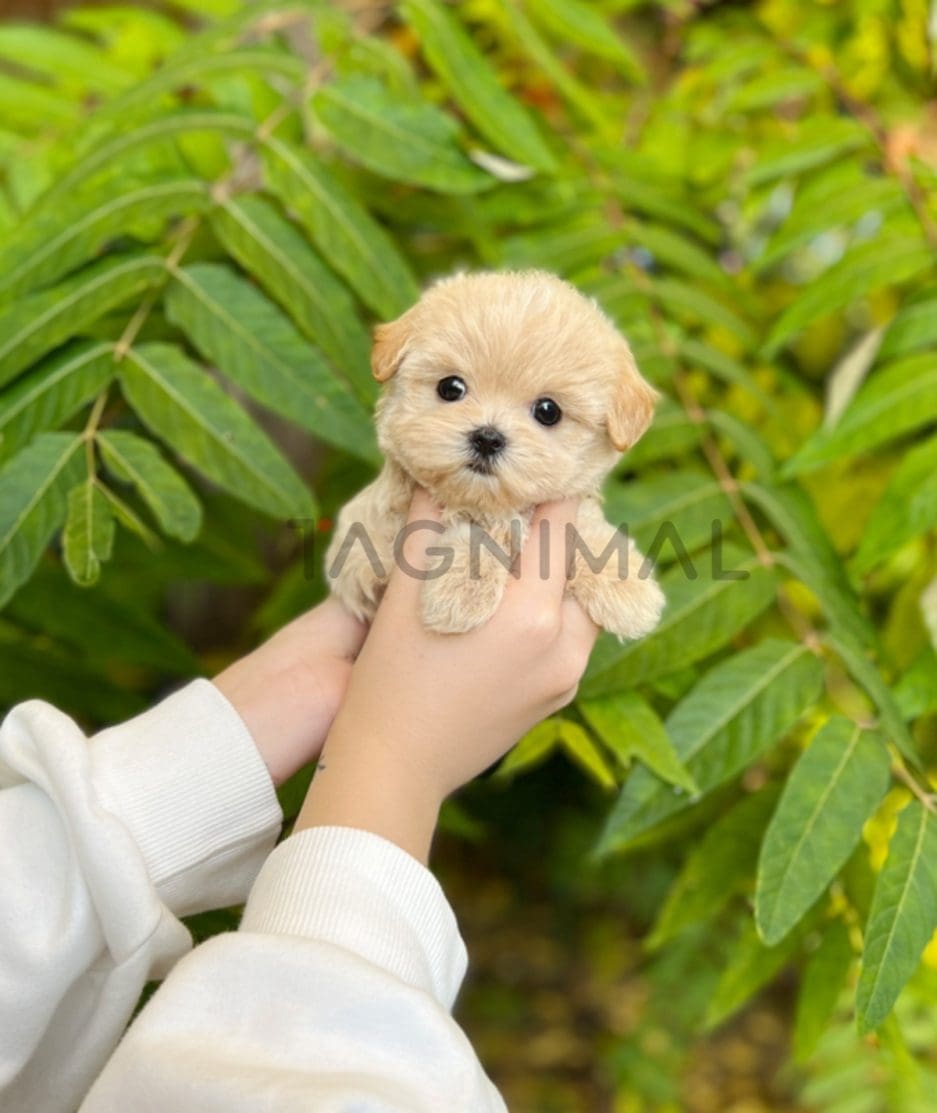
[326,269,665,639]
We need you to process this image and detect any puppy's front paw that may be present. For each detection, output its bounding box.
[420,567,504,634]
[572,571,665,642]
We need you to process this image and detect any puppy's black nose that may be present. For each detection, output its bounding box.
[468,425,506,459]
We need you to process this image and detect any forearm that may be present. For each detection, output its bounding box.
[293,724,443,864]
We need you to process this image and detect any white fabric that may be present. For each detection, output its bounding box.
[0,680,506,1112]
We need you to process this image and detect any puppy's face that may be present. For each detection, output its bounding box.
[372,271,658,515]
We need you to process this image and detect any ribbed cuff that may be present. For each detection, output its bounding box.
[90,679,283,898]
[241,826,468,1010]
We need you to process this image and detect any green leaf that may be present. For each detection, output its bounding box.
[489,0,613,134]
[725,66,824,113]
[118,343,315,520]
[579,690,698,793]
[209,194,374,403]
[629,222,730,288]
[262,138,419,318]
[0,25,134,96]
[63,481,115,586]
[784,354,937,477]
[743,481,875,652]
[879,292,937,362]
[794,920,854,1061]
[558,720,617,789]
[0,341,113,461]
[705,918,805,1030]
[166,263,378,462]
[894,650,937,721]
[525,0,642,73]
[755,718,891,945]
[496,716,570,780]
[581,549,778,697]
[0,73,78,134]
[856,801,937,1034]
[823,630,919,768]
[648,786,780,948]
[0,625,143,722]
[597,640,825,853]
[98,430,201,542]
[617,400,702,467]
[758,176,904,272]
[853,438,937,572]
[764,239,934,357]
[0,255,165,391]
[312,74,490,194]
[31,110,254,212]
[706,410,777,478]
[0,433,84,609]
[502,216,623,274]
[746,117,871,188]
[92,47,304,127]
[400,0,557,173]
[602,469,733,562]
[0,178,209,300]
[608,166,720,243]
[647,277,757,348]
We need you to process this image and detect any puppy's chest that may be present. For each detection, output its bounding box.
[439,507,533,558]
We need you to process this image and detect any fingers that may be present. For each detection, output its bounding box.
[560,595,599,658]
[505,498,579,612]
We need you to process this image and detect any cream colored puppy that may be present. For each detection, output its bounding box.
[325,269,665,639]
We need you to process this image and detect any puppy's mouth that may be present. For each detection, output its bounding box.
[466,458,498,477]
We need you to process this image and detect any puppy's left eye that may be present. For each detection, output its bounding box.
[437,375,467,402]
[532,398,562,427]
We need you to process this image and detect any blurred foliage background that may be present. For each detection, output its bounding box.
[1,0,936,1109]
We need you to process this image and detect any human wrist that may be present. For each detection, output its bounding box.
[293,727,444,864]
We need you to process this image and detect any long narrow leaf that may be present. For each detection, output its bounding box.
[856,801,937,1033]
[0,341,113,461]
[401,0,557,173]
[755,718,891,945]
[854,437,937,572]
[262,138,419,318]
[63,480,115,586]
[0,178,209,300]
[98,430,202,542]
[0,432,84,609]
[166,263,378,462]
[118,343,315,520]
[209,195,374,402]
[30,110,254,212]
[312,74,490,194]
[783,354,937,477]
[581,549,777,696]
[0,255,165,390]
[597,640,824,853]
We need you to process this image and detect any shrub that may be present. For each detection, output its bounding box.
[1,0,935,1105]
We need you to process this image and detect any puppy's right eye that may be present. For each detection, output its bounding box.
[437,375,467,402]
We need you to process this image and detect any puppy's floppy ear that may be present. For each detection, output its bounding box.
[371,311,415,382]
[608,341,660,452]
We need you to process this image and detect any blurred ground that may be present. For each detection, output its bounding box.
[439,763,808,1113]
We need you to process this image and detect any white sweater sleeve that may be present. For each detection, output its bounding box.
[80,827,508,1113]
[0,679,283,1113]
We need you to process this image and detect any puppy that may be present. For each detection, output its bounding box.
[325,269,665,640]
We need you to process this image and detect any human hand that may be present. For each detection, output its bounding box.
[213,598,367,787]
[293,488,598,861]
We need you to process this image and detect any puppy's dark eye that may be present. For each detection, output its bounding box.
[532,397,562,426]
[437,375,467,402]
